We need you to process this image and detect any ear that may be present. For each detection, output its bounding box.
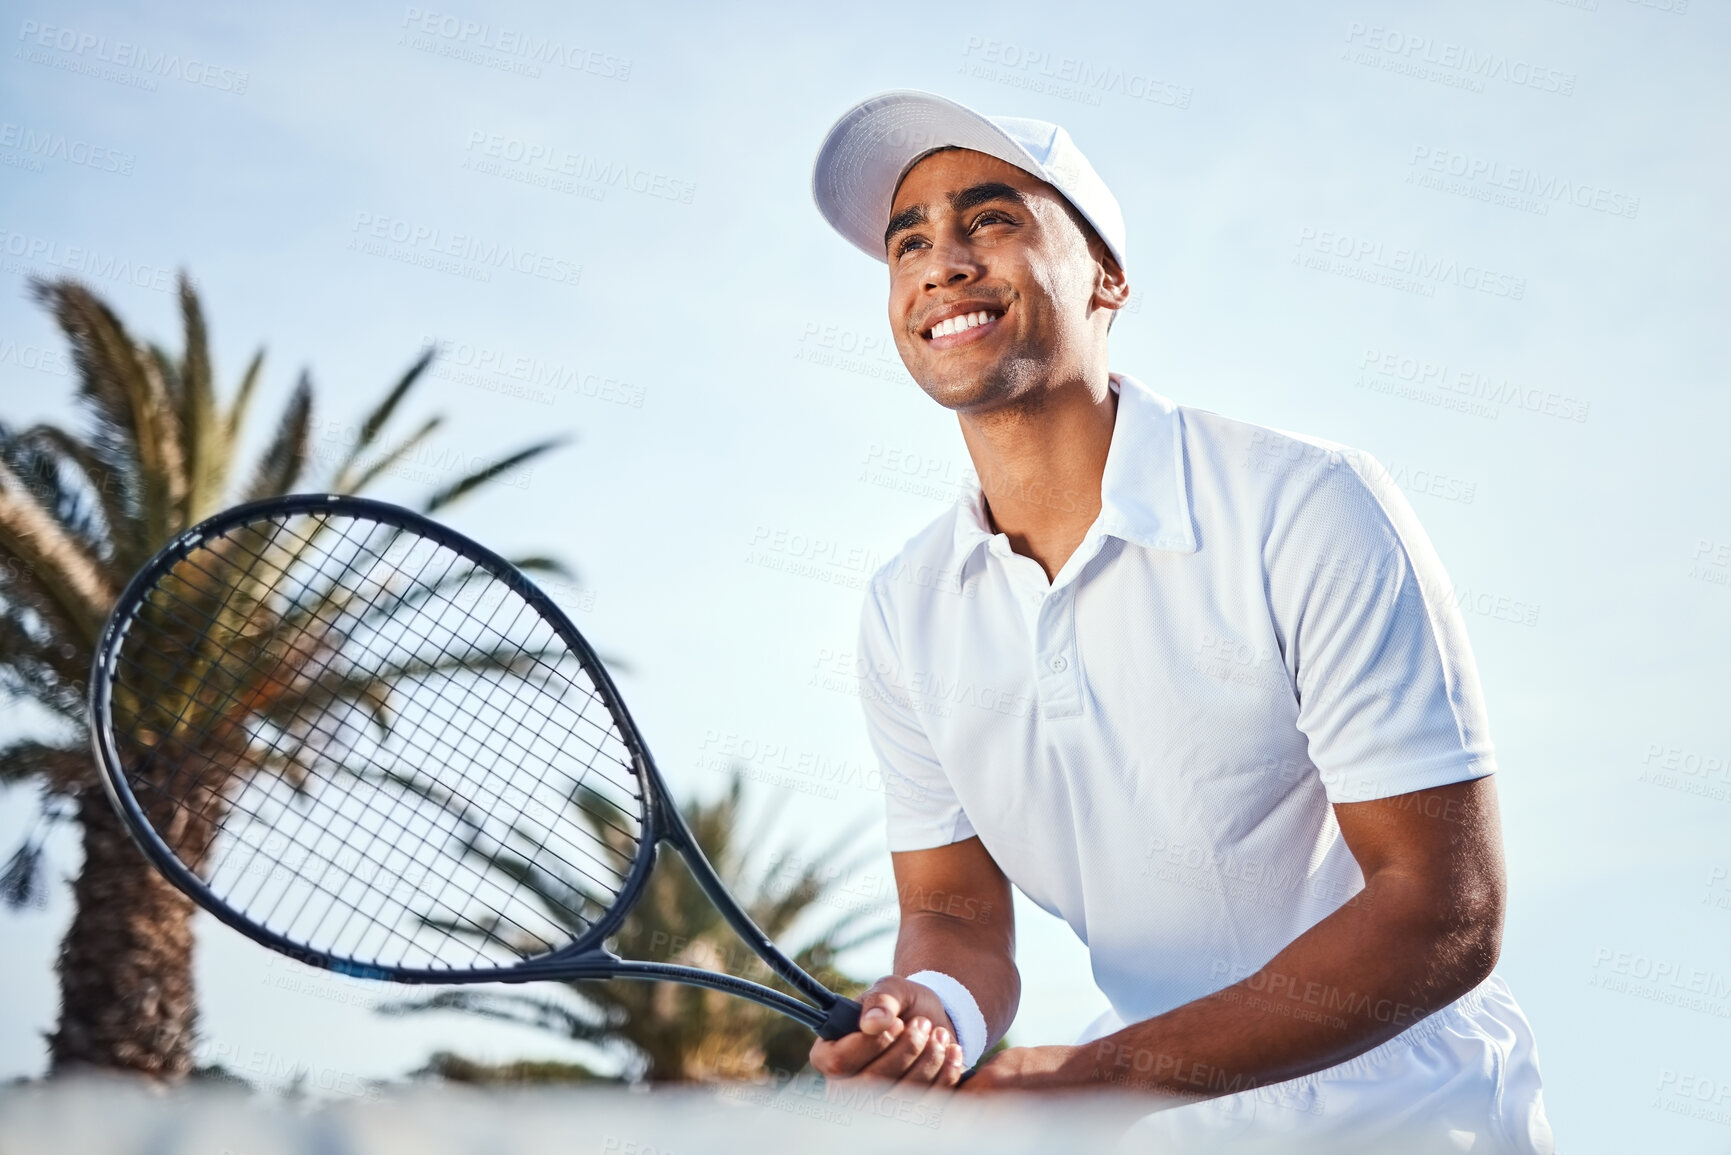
[1092,248,1130,316]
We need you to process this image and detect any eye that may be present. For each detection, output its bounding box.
[971,209,1012,230]
[893,234,929,259]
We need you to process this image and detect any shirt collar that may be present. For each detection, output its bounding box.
[952,372,1198,561]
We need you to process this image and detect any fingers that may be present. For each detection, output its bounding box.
[905,1025,948,1083]
[906,1024,966,1088]
[806,974,965,1085]
[813,1016,962,1096]
[808,1010,904,1077]
[857,1014,933,1081]
[860,1016,964,1090]
[940,1040,967,1086]
[856,975,924,1035]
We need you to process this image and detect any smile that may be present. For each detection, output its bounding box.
[923,309,1003,342]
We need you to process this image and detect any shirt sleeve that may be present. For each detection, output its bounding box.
[1267,448,1498,804]
[858,572,977,851]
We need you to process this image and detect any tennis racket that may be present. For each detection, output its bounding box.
[88,493,863,1041]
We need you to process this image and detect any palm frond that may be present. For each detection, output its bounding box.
[410,1051,608,1086]
[258,642,569,736]
[178,276,212,421]
[389,767,890,1083]
[225,348,266,447]
[330,350,435,491]
[423,437,569,514]
[749,813,885,938]
[137,340,190,530]
[809,917,895,959]
[0,454,115,648]
[0,609,84,718]
[148,344,185,423]
[0,740,91,794]
[35,279,191,545]
[173,282,230,523]
[379,989,617,1039]
[341,416,441,495]
[9,426,123,568]
[28,279,152,557]
[241,373,312,501]
[507,555,574,577]
[439,838,616,939]
[0,838,48,911]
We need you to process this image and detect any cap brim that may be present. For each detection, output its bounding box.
[812,90,1055,265]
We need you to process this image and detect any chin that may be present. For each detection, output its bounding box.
[915,360,1037,413]
[915,372,1001,412]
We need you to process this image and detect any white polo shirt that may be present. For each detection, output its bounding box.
[857,372,1551,1147]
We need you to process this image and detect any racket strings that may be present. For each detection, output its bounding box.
[118,539,638,952]
[128,515,642,856]
[109,508,647,971]
[131,518,634,965]
[129,563,641,884]
[120,520,581,967]
[232,513,645,949]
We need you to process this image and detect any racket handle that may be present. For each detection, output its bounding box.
[816,996,863,1040]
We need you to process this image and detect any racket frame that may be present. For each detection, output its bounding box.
[90,493,861,1039]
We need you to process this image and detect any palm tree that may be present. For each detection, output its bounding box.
[383,767,891,1085]
[0,273,566,1080]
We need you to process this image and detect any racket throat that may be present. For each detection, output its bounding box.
[532,944,625,972]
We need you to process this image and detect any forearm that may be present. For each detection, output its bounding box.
[895,908,1020,1049]
[1056,865,1500,1099]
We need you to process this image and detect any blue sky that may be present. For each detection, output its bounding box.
[2,1,1728,1148]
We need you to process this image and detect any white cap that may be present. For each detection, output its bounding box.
[812,89,1127,271]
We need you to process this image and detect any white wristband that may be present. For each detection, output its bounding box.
[906,969,988,1067]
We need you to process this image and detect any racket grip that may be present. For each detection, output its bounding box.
[816,996,863,1040]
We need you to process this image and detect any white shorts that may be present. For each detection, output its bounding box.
[1086,971,1555,1154]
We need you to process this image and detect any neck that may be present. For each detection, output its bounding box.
[958,369,1118,582]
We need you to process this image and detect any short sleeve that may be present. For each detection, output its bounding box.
[858,574,977,851]
[1268,450,1497,804]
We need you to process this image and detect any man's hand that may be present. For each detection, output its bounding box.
[810,837,1017,1091]
[957,1044,1077,1092]
[808,975,967,1087]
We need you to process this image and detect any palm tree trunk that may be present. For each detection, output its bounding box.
[47,788,197,1079]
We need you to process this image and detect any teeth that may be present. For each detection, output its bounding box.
[930,310,997,339]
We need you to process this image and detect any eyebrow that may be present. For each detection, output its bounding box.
[883,182,1030,250]
[883,203,927,249]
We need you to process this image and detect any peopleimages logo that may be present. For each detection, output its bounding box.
[0,338,72,377]
[959,36,1192,110]
[14,19,250,94]
[462,131,695,205]
[1341,22,1576,96]
[0,228,188,294]
[1294,227,1526,301]
[399,8,630,80]
[0,123,134,175]
[346,211,582,287]
[1354,348,1590,424]
[419,334,646,409]
[1407,146,1639,219]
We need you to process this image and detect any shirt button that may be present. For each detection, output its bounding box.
[1050,656,1068,673]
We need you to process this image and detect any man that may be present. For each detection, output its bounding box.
[804,91,1554,1152]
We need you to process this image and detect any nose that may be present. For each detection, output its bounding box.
[919,229,983,292]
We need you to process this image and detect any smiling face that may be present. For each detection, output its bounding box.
[884,148,1126,414]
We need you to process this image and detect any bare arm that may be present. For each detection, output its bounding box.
[967,776,1506,1099]
[892,835,1021,1045]
[808,836,1018,1084]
